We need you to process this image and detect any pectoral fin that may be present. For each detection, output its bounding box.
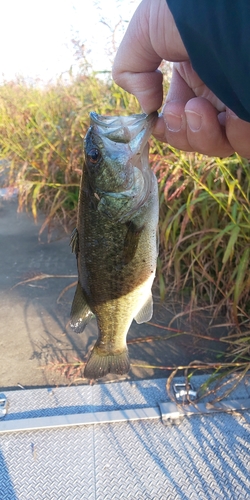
[70,282,94,333]
[123,221,144,265]
[134,293,153,324]
[70,228,79,255]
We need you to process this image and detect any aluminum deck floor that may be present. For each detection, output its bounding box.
[0,375,249,500]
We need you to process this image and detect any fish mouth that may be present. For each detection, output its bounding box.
[85,111,158,222]
[89,111,158,144]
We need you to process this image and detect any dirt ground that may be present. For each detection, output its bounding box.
[0,194,230,390]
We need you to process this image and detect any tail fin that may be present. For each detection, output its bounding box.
[84,347,130,380]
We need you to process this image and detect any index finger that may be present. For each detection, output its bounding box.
[112,0,188,113]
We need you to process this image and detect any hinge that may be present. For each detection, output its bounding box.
[0,394,7,419]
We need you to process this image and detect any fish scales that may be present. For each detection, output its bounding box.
[70,112,159,380]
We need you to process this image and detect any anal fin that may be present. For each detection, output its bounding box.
[134,293,153,324]
[70,282,94,333]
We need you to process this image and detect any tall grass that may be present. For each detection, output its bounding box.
[0,74,140,234]
[152,148,250,318]
[150,144,250,365]
[0,71,249,366]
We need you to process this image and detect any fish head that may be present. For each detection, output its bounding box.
[84,112,157,221]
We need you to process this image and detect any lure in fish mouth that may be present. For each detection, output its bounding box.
[70,112,159,380]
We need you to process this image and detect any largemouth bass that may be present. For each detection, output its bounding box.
[70,111,159,379]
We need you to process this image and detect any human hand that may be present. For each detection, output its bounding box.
[112,0,250,158]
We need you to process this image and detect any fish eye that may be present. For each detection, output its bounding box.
[87,148,101,164]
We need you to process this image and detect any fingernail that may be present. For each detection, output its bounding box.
[186,110,202,131]
[165,112,182,132]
